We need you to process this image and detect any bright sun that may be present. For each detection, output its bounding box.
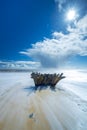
[67,9,76,21]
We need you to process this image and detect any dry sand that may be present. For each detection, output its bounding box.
[0,72,87,130]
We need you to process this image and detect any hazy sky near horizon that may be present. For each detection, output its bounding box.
[0,0,87,69]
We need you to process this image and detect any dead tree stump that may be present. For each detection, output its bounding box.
[31,72,65,90]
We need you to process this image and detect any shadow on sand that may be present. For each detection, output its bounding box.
[23,85,57,96]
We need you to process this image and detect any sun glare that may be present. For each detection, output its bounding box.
[67,9,76,21]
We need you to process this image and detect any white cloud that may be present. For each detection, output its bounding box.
[0,61,40,70]
[20,15,87,68]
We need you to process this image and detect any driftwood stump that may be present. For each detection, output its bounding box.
[31,72,65,90]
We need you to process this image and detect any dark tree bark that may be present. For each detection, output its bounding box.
[31,72,65,89]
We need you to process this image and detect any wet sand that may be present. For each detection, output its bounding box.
[0,73,87,130]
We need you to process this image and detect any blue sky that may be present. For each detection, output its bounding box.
[0,0,87,69]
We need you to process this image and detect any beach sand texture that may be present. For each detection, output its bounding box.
[0,72,87,130]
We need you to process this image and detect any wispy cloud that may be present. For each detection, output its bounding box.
[54,0,66,11]
[20,15,87,68]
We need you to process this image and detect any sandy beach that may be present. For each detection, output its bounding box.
[0,72,87,130]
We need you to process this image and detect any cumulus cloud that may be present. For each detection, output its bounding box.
[0,61,40,70]
[54,0,66,11]
[20,15,87,68]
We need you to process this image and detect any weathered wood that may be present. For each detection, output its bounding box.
[31,72,65,89]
